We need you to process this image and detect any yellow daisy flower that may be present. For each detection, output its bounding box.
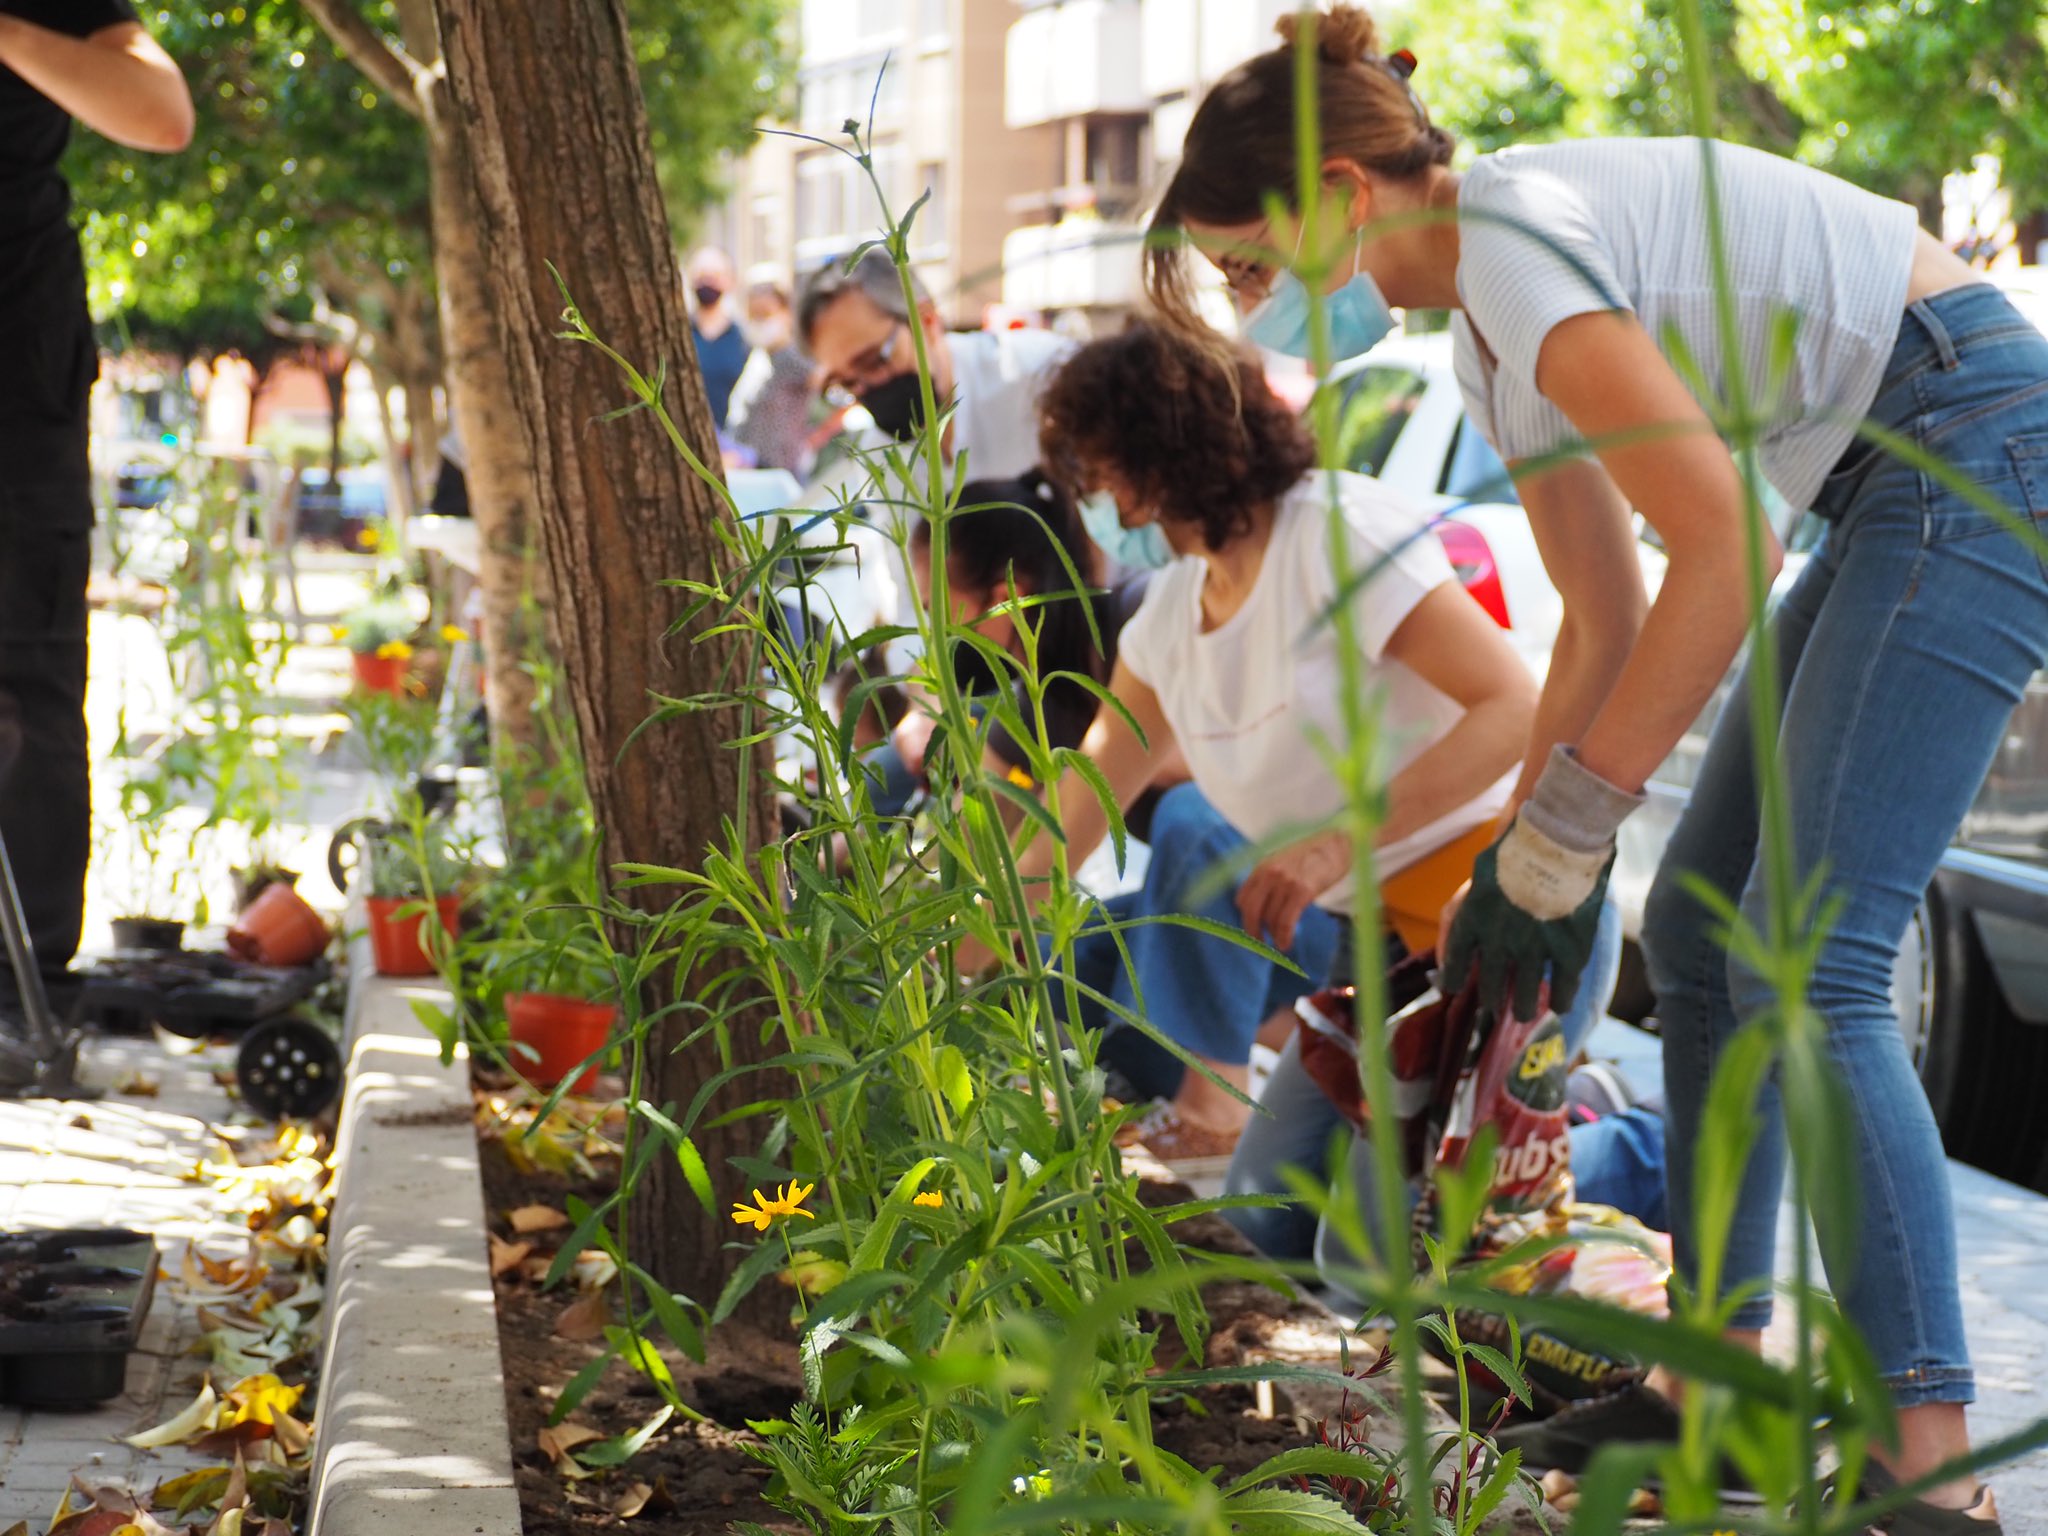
[729,1179,817,1231]
[374,640,414,662]
[1005,764,1036,791]
[440,624,471,644]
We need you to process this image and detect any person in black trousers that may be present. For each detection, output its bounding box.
[0,2,190,980]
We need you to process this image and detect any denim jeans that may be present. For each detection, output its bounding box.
[1645,284,2048,1408]
[1223,896,1625,1267]
[1066,783,1340,1094]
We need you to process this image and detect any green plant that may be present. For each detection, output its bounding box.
[365,829,468,902]
[484,15,2048,1535]
[96,446,305,927]
[337,596,415,656]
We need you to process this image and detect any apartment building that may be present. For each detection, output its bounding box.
[1000,0,1292,329]
[709,0,1295,330]
[710,0,1055,325]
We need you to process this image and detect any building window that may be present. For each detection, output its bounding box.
[918,0,947,39]
[914,162,948,251]
[1085,119,1143,194]
[796,149,847,248]
[857,0,903,37]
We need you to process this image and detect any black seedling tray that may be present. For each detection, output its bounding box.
[73,950,327,1038]
[0,1228,157,1407]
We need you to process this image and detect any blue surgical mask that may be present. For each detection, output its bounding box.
[1079,490,1174,571]
[1243,229,1394,362]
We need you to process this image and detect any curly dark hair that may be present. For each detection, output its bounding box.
[1038,322,1317,550]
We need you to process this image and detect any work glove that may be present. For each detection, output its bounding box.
[1443,746,1642,1021]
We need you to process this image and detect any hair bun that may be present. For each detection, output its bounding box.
[1274,4,1381,66]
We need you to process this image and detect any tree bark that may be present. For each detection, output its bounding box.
[434,0,781,1312]
[418,74,548,749]
[297,0,546,760]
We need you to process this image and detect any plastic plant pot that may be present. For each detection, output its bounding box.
[504,993,617,1094]
[226,883,330,967]
[350,651,407,696]
[110,917,184,953]
[364,895,460,978]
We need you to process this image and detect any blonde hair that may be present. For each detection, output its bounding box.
[1144,4,1453,332]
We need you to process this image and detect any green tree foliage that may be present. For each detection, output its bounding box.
[67,0,791,348]
[1736,0,2048,219]
[1396,0,2043,225]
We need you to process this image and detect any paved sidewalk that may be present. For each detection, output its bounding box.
[1586,1017,2048,1531]
[0,1034,270,1526]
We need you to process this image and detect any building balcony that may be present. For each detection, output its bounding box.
[1004,0,1149,129]
[1000,217,1146,311]
[1140,0,1295,98]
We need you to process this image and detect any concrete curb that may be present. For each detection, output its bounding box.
[306,918,520,1536]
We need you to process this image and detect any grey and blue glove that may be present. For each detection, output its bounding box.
[1443,745,1643,1020]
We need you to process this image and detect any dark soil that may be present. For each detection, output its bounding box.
[479,1133,802,1535]
[482,1124,1552,1533]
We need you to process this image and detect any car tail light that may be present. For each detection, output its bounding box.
[1436,520,1511,630]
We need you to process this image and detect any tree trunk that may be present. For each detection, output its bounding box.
[435,0,781,1312]
[419,80,549,759]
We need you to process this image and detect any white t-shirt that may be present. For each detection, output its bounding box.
[1451,137,1918,512]
[949,327,1076,481]
[1117,471,1516,913]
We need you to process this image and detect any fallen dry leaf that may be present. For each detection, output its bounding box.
[570,1249,617,1291]
[536,1421,603,1470]
[222,1374,304,1427]
[508,1203,571,1235]
[518,1253,553,1284]
[191,1422,273,1459]
[612,1482,655,1519]
[554,1292,612,1342]
[113,1071,160,1098]
[126,1382,220,1449]
[487,1234,532,1278]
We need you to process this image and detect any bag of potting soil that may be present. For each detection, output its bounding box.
[1292,963,1670,1415]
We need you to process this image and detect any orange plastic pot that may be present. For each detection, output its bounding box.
[504,993,617,1094]
[227,883,330,967]
[365,895,460,977]
[351,651,407,696]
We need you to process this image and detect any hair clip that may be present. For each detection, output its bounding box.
[1388,48,1418,78]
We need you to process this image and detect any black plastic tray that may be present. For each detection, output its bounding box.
[73,950,327,1037]
[0,1227,158,1407]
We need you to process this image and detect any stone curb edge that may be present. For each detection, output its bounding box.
[305,909,521,1535]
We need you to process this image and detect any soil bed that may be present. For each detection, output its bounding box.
[478,1088,1551,1534]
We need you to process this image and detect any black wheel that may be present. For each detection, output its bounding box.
[236,1015,342,1119]
[1897,885,1968,1135]
[326,816,385,895]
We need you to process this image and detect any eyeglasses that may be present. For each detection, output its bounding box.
[822,324,904,408]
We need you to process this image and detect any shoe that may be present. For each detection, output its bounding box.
[1566,1059,1639,1123]
[1494,1381,1760,1506]
[1822,1459,2000,1534]
[1113,1100,1240,1175]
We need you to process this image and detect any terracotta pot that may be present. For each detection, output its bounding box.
[504,993,617,1094]
[231,866,300,911]
[226,883,330,967]
[111,916,184,953]
[365,895,460,977]
[350,651,407,696]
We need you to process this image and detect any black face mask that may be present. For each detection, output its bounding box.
[693,283,725,311]
[859,370,927,442]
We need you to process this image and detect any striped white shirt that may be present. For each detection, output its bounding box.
[1450,137,1919,511]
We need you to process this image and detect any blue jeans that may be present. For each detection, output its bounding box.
[1645,285,2048,1408]
[1066,783,1340,1092]
[1224,897,1626,1266]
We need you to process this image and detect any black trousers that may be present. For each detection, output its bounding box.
[0,482,92,973]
